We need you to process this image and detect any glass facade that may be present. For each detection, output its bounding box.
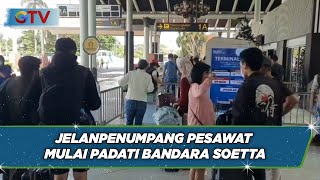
[285,46,306,92]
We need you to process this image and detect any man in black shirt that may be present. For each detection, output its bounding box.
[261,56,298,122]
[270,55,284,81]
[226,48,284,180]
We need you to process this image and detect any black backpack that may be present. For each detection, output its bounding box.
[38,67,94,125]
[146,66,158,93]
[216,109,233,125]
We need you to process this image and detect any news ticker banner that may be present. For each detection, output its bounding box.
[4,9,59,27]
[0,126,311,168]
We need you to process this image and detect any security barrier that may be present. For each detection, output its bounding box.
[98,86,124,124]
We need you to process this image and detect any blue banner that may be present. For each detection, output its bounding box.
[0,126,311,168]
[210,48,246,105]
[211,48,245,70]
[5,9,59,27]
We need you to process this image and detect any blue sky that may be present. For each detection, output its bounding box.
[0,0,179,50]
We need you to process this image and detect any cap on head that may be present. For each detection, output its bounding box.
[150,59,160,67]
[137,59,149,69]
[55,38,77,54]
[262,56,272,67]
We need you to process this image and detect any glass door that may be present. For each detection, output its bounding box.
[285,46,306,92]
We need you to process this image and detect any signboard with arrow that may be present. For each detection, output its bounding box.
[156,23,208,32]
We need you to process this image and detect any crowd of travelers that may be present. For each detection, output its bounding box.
[118,48,302,180]
[0,38,101,180]
[0,39,318,180]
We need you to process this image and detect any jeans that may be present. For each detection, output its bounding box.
[125,100,147,125]
[166,84,176,95]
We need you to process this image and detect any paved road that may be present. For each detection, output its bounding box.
[97,67,124,91]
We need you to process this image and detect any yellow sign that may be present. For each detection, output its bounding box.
[83,37,100,55]
[198,23,208,31]
[164,24,170,29]
[157,23,163,29]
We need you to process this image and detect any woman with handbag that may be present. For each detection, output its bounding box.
[176,57,193,125]
[188,62,215,180]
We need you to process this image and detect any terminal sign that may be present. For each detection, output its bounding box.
[156,23,208,32]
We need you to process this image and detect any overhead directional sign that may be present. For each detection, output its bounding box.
[58,4,122,18]
[156,23,208,32]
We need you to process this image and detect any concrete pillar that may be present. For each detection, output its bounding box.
[88,0,97,69]
[153,22,157,53]
[126,0,134,71]
[143,18,150,60]
[80,0,89,67]
[40,30,45,55]
[149,30,153,53]
[254,0,261,23]
[227,19,231,38]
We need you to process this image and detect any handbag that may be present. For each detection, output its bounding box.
[189,106,203,126]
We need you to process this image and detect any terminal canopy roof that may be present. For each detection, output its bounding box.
[97,0,282,29]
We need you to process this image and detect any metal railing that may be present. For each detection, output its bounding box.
[283,81,299,93]
[283,92,314,125]
[98,86,124,125]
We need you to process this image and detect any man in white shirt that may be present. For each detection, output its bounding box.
[118,60,154,125]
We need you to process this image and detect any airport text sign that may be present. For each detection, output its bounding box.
[58,4,122,18]
[156,23,208,32]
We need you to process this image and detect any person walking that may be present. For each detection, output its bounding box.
[176,57,193,124]
[188,62,215,180]
[163,53,179,94]
[270,55,284,81]
[35,38,101,180]
[118,59,154,125]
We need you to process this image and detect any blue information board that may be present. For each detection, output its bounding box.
[210,48,246,107]
[211,48,245,70]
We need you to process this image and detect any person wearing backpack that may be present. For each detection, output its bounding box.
[0,56,42,180]
[163,53,179,95]
[146,59,163,94]
[35,38,101,180]
[0,56,41,125]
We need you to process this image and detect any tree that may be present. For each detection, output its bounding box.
[18,30,38,55]
[97,35,117,51]
[159,44,171,55]
[235,17,256,44]
[176,32,208,57]
[1,38,13,56]
[21,0,48,54]
[18,30,57,56]
[134,44,144,59]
